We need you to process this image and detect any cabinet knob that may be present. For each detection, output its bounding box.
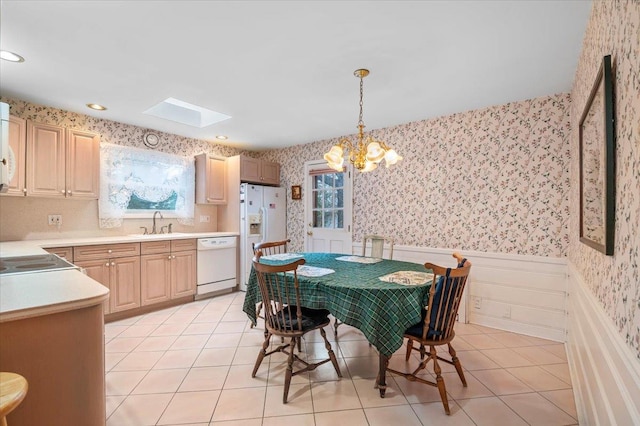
[60,190,65,194]
[110,262,115,266]
[168,255,172,260]
[67,190,72,195]
[105,262,110,267]
[172,255,176,259]
[108,249,113,254]
[22,188,27,195]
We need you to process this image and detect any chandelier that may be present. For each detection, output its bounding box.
[324,68,402,173]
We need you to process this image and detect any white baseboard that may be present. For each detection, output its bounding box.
[566,262,640,425]
[352,243,568,342]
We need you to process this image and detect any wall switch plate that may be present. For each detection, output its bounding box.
[473,297,481,310]
[199,215,210,223]
[48,214,62,226]
[503,306,512,319]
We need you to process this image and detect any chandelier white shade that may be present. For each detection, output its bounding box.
[324,69,402,172]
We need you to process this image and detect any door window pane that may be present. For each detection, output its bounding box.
[312,171,346,230]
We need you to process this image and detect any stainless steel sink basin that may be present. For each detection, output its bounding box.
[127,233,191,238]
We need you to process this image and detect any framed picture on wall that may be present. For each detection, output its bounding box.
[578,54,615,255]
[291,185,301,200]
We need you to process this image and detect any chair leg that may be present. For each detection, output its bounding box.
[431,345,450,415]
[320,328,342,377]
[334,319,340,338]
[448,343,467,387]
[297,337,302,352]
[252,332,271,377]
[283,337,296,403]
[405,339,413,361]
[251,302,263,328]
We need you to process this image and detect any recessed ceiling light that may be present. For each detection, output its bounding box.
[86,103,107,111]
[0,50,25,63]
[143,97,231,128]
[215,135,228,140]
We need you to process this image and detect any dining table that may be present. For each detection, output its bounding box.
[242,252,433,397]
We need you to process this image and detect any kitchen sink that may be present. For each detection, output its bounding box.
[127,232,191,238]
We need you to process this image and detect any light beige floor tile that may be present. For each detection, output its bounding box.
[107,393,173,426]
[157,390,221,425]
[457,396,527,426]
[507,366,571,391]
[480,348,535,368]
[485,332,538,348]
[105,395,125,419]
[540,344,568,361]
[469,369,533,395]
[117,323,158,338]
[109,317,140,326]
[337,340,378,358]
[193,347,237,367]
[215,321,249,333]
[310,380,362,412]
[232,345,261,365]
[363,404,422,426]
[105,324,129,339]
[131,368,189,394]
[134,335,178,352]
[180,366,230,392]
[354,377,407,408]
[412,400,476,425]
[195,312,225,323]
[448,336,475,351]
[262,413,315,426]
[520,335,557,346]
[456,350,500,370]
[314,409,368,426]
[263,383,314,416]
[223,364,268,389]
[265,359,311,386]
[206,332,243,348]
[454,323,489,335]
[501,392,577,425]
[105,370,147,396]
[344,355,379,379]
[135,312,173,325]
[208,419,261,426]
[154,349,201,369]
[211,387,266,421]
[151,323,189,336]
[238,331,268,347]
[394,373,445,404]
[541,363,572,384]
[462,333,506,350]
[439,371,494,400]
[105,337,144,353]
[222,310,252,322]
[183,322,217,335]
[308,357,348,382]
[111,350,164,371]
[164,312,199,324]
[170,333,209,350]
[512,346,566,365]
[540,389,578,419]
[105,352,127,371]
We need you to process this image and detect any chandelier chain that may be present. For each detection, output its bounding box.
[358,75,364,127]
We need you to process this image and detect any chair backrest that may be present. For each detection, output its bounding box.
[253,251,306,335]
[362,234,394,259]
[422,252,471,342]
[252,239,291,255]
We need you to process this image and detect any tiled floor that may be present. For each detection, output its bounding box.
[104,292,578,425]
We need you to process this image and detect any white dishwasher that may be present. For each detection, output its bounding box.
[196,237,237,298]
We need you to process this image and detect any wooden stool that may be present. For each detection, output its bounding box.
[0,373,28,426]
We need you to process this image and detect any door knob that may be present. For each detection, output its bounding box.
[307,231,313,236]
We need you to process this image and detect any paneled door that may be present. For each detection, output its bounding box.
[66,128,100,199]
[304,159,353,254]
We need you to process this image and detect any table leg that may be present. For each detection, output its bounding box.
[376,354,388,397]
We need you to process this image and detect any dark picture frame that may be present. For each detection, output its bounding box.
[579,55,615,255]
[291,185,302,200]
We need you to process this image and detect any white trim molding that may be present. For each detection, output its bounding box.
[566,262,640,425]
[352,243,568,341]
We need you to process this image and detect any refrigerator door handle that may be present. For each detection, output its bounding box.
[259,206,268,242]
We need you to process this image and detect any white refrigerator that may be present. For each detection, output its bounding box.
[240,183,287,291]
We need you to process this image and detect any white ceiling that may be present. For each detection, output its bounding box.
[0,1,591,150]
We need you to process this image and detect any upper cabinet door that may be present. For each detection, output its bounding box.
[206,156,227,204]
[66,128,100,199]
[240,156,261,183]
[260,160,280,185]
[26,121,66,197]
[4,115,27,196]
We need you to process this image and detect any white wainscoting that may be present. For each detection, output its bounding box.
[352,243,568,342]
[566,262,640,425]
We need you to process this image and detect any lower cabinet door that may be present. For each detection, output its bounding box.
[110,256,141,313]
[75,259,111,315]
[141,253,172,305]
[171,250,196,298]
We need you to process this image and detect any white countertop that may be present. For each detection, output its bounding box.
[0,232,239,322]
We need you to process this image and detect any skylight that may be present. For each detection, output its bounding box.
[143,98,231,128]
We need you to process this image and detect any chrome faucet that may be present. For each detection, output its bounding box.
[151,211,163,234]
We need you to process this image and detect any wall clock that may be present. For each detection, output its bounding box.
[143,132,160,148]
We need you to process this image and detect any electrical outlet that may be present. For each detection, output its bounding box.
[473,297,481,310]
[48,214,62,226]
[199,215,210,223]
[503,306,511,319]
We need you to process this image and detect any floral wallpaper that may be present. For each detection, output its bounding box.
[568,0,640,358]
[261,93,572,259]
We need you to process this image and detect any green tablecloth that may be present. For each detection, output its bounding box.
[242,252,432,357]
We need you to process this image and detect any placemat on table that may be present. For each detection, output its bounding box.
[286,265,335,277]
[261,253,304,261]
[379,271,434,285]
[335,255,383,264]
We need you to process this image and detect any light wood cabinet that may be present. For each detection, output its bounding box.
[239,155,280,185]
[195,153,227,204]
[140,239,196,306]
[2,115,27,196]
[74,243,141,314]
[24,121,100,199]
[44,246,73,261]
